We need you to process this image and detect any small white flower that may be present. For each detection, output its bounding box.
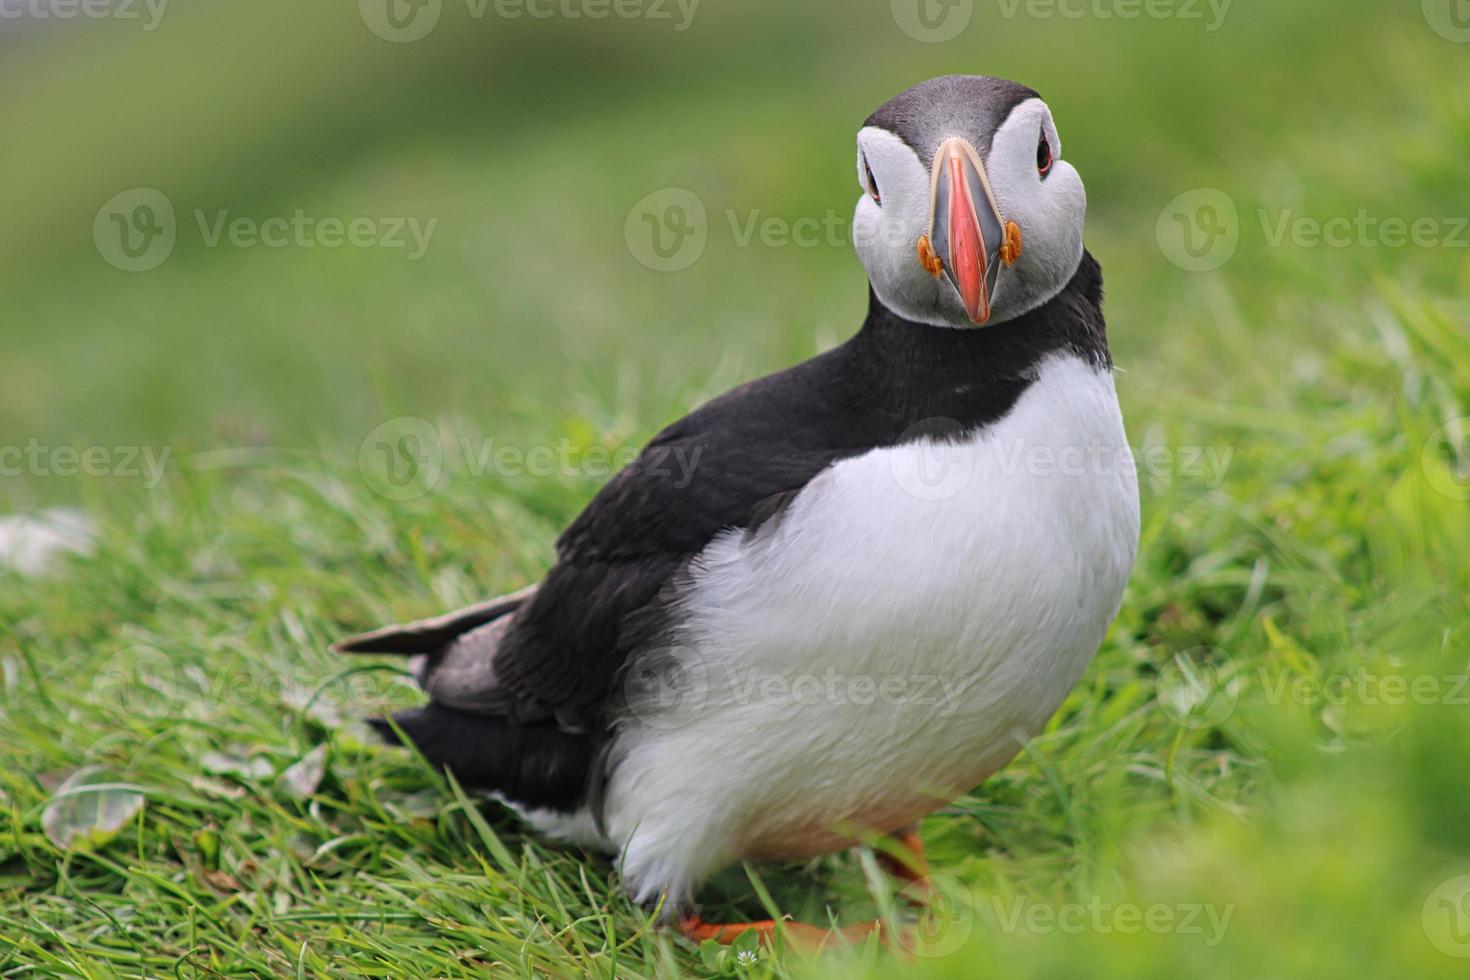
[736,948,759,966]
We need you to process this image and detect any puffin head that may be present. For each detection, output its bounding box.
[853,75,1086,328]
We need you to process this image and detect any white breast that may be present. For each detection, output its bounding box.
[530,354,1140,909]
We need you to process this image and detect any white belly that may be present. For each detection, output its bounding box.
[534,354,1139,907]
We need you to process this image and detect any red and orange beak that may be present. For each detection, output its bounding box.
[917,138,1018,325]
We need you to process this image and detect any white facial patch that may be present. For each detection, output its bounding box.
[853,126,961,328]
[979,99,1087,321]
[851,100,1087,328]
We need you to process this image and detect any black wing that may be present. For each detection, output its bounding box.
[334,338,883,809]
[489,340,885,720]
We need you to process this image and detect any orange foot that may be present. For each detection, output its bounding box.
[673,827,933,953]
[677,915,888,952]
[876,824,935,902]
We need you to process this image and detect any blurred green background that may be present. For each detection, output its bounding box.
[4,0,1461,475]
[3,0,1470,977]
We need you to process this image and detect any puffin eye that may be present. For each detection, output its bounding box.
[1037,131,1054,177]
[862,153,881,205]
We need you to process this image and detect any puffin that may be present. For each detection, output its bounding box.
[336,75,1140,946]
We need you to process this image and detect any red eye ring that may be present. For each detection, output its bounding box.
[864,157,881,204]
[1037,131,1054,177]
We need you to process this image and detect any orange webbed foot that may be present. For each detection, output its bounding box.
[677,914,889,952]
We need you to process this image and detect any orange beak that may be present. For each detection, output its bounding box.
[922,138,1008,325]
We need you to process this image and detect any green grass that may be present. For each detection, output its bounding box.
[3,0,1470,976]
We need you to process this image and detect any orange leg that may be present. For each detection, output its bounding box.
[671,826,933,952]
[677,915,887,951]
[875,824,934,901]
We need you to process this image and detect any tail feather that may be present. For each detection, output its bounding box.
[332,584,537,655]
[372,702,593,812]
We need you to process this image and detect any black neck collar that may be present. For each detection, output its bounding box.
[839,250,1110,432]
[855,250,1109,375]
